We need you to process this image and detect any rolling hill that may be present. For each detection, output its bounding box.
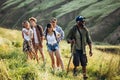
[0,0,120,44]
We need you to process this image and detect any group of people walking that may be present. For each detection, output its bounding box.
[22,17,64,70]
[22,16,93,79]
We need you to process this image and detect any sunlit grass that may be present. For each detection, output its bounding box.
[0,42,119,80]
[0,27,22,48]
[86,45,120,80]
[0,27,120,80]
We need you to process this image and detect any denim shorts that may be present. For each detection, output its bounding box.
[73,50,87,67]
[47,43,59,52]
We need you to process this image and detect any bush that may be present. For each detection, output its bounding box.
[12,41,22,47]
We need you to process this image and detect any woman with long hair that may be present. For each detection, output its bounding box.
[45,23,64,71]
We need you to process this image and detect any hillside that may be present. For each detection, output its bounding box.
[0,0,120,44]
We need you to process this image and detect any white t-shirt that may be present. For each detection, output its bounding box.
[22,28,33,41]
[33,27,39,43]
[46,31,59,45]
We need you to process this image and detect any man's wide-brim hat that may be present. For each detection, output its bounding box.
[29,17,37,22]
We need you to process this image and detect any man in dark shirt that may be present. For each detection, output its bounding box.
[66,16,93,79]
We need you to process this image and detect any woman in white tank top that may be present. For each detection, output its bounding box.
[45,23,64,71]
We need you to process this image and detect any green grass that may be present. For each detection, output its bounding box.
[81,0,120,21]
[1,0,22,10]
[0,27,120,80]
[50,0,97,18]
[28,0,65,13]
[0,27,22,48]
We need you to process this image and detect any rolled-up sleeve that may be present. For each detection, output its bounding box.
[57,26,64,41]
[59,27,64,40]
[66,28,74,43]
[86,30,92,44]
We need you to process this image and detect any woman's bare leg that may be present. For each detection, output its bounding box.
[31,50,39,63]
[29,51,33,59]
[55,49,64,70]
[49,51,55,70]
[39,47,45,62]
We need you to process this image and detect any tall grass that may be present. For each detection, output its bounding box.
[0,27,120,80]
[86,45,120,80]
[0,44,119,80]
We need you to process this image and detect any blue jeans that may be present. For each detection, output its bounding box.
[47,43,59,52]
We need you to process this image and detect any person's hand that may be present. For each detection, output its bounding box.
[69,39,75,44]
[56,34,61,38]
[89,50,93,57]
[23,30,29,35]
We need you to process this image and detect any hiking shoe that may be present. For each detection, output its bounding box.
[83,76,88,80]
[51,69,55,75]
[73,68,77,76]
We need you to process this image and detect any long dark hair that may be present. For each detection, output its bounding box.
[45,23,53,37]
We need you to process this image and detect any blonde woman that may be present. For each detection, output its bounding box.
[22,21,39,63]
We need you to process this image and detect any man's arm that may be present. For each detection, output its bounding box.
[66,27,75,44]
[88,43,92,56]
[58,26,64,40]
[86,30,93,56]
[43,27,47,40]
[30,29,34,39]
[22,31,24,39]
[38,25,44,42]
[43,27,47,35]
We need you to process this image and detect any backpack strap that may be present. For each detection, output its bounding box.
[76,26,83,50]
[45,31,58,45]
[53,31,58,43]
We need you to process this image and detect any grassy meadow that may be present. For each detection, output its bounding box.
[0,27,120,80]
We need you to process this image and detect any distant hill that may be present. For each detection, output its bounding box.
[0,0,120,44]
